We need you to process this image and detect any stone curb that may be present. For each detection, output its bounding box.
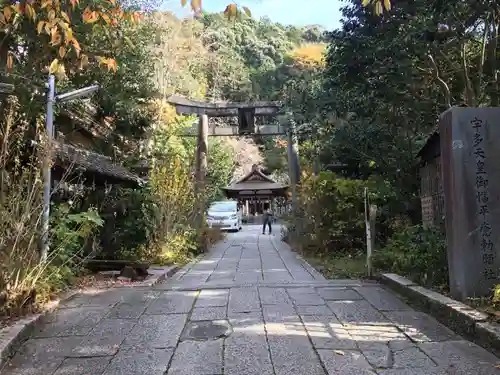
[0,288,78,371]
[0,264,181,370]
[380,273,500,357]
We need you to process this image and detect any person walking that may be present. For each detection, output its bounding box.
[262,208,273,235]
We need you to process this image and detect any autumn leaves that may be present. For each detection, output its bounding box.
[1,0,254,76]
[1,0,141,74]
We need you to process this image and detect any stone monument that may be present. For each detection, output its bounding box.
[440,107,500,300]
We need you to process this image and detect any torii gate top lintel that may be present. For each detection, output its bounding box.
[167,95,282,117]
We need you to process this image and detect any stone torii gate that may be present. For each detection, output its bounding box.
[167,95,300,230]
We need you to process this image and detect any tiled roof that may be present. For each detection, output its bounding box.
[54,142,143,185]
[224,165,288,191]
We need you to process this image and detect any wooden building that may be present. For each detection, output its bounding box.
[222,165,289,219]
[52,142,143,189]
[417,128,445,230]
[52,103,144,189]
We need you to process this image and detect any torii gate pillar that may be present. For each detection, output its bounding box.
[195,114,208,231]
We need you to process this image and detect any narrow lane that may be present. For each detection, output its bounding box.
[3,225,500,374]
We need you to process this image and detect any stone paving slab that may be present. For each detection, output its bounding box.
[167,340,223,375]
[144,291,197,315]
[317,349,375,374]
[383,310,461,342]
[54,357,112,375]
[316,287,363,301]
[267,329,325,375]
[195,289,229,308]
[354,286,412,311]
[302,315,358,350]
[3,225,500,375]
[122,314,187,348]
[103,347,174,375]
[259,287,292,305]
[190,306,227,321]
[228,287,260,313]
[225,333,274,375]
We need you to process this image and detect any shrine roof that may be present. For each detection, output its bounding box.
[223,165,288,191]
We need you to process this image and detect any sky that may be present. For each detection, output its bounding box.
[162,0,345,30]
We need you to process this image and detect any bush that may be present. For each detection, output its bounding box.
[372,224,448,288]
[97,186,157,261]
[0,100,104,316]
[290,171,394,255]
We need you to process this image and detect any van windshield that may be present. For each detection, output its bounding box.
[209,202,236,212]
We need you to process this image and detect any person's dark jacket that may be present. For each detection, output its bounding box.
[263,210,273,222]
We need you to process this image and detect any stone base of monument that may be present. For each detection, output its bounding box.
[380,273,500,357]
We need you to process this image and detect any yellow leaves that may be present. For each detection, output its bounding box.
[190,0,201,12]
[3,6,12,22]
[3,0,136,73]
[96,56,118,72]
[224,3,237,19]
[242,6,251,17]
[61,11,70,23]
[37,21,45,34]
[181,0,188,6]
[41,0,52,9]
[50,27,61,46]
[101,12,111,24]
[80,54,89,69]
[49,59,59,74]
[25,4,36,21]
[64,27,74,44]
[72,38,81,57]
[82,8,99,23]
[48,9,55,21]
[290,43,326,70]
[6,53,13,70]
[362,0,391,15]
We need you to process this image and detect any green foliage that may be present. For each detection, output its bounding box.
[373,225,448,288]
[293,171,395,254]
[98,186,157,261]
[207,139,235,202]
[52,204,104,264]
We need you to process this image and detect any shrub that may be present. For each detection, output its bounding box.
[290,171,394,255]
[97,186,157,261]
[0,100,104,316]
[372,224,448,288]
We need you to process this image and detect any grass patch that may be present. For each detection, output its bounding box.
[303,252,367,279]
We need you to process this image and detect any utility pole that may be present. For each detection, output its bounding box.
[40,75,99,262]
[286,115,300,212]
[195,114,209,231]
[364,188,377,277]
[40,75,55,262]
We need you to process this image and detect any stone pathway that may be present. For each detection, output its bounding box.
[3,225,500,374]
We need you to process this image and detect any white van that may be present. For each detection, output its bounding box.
[206,200,242,232]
